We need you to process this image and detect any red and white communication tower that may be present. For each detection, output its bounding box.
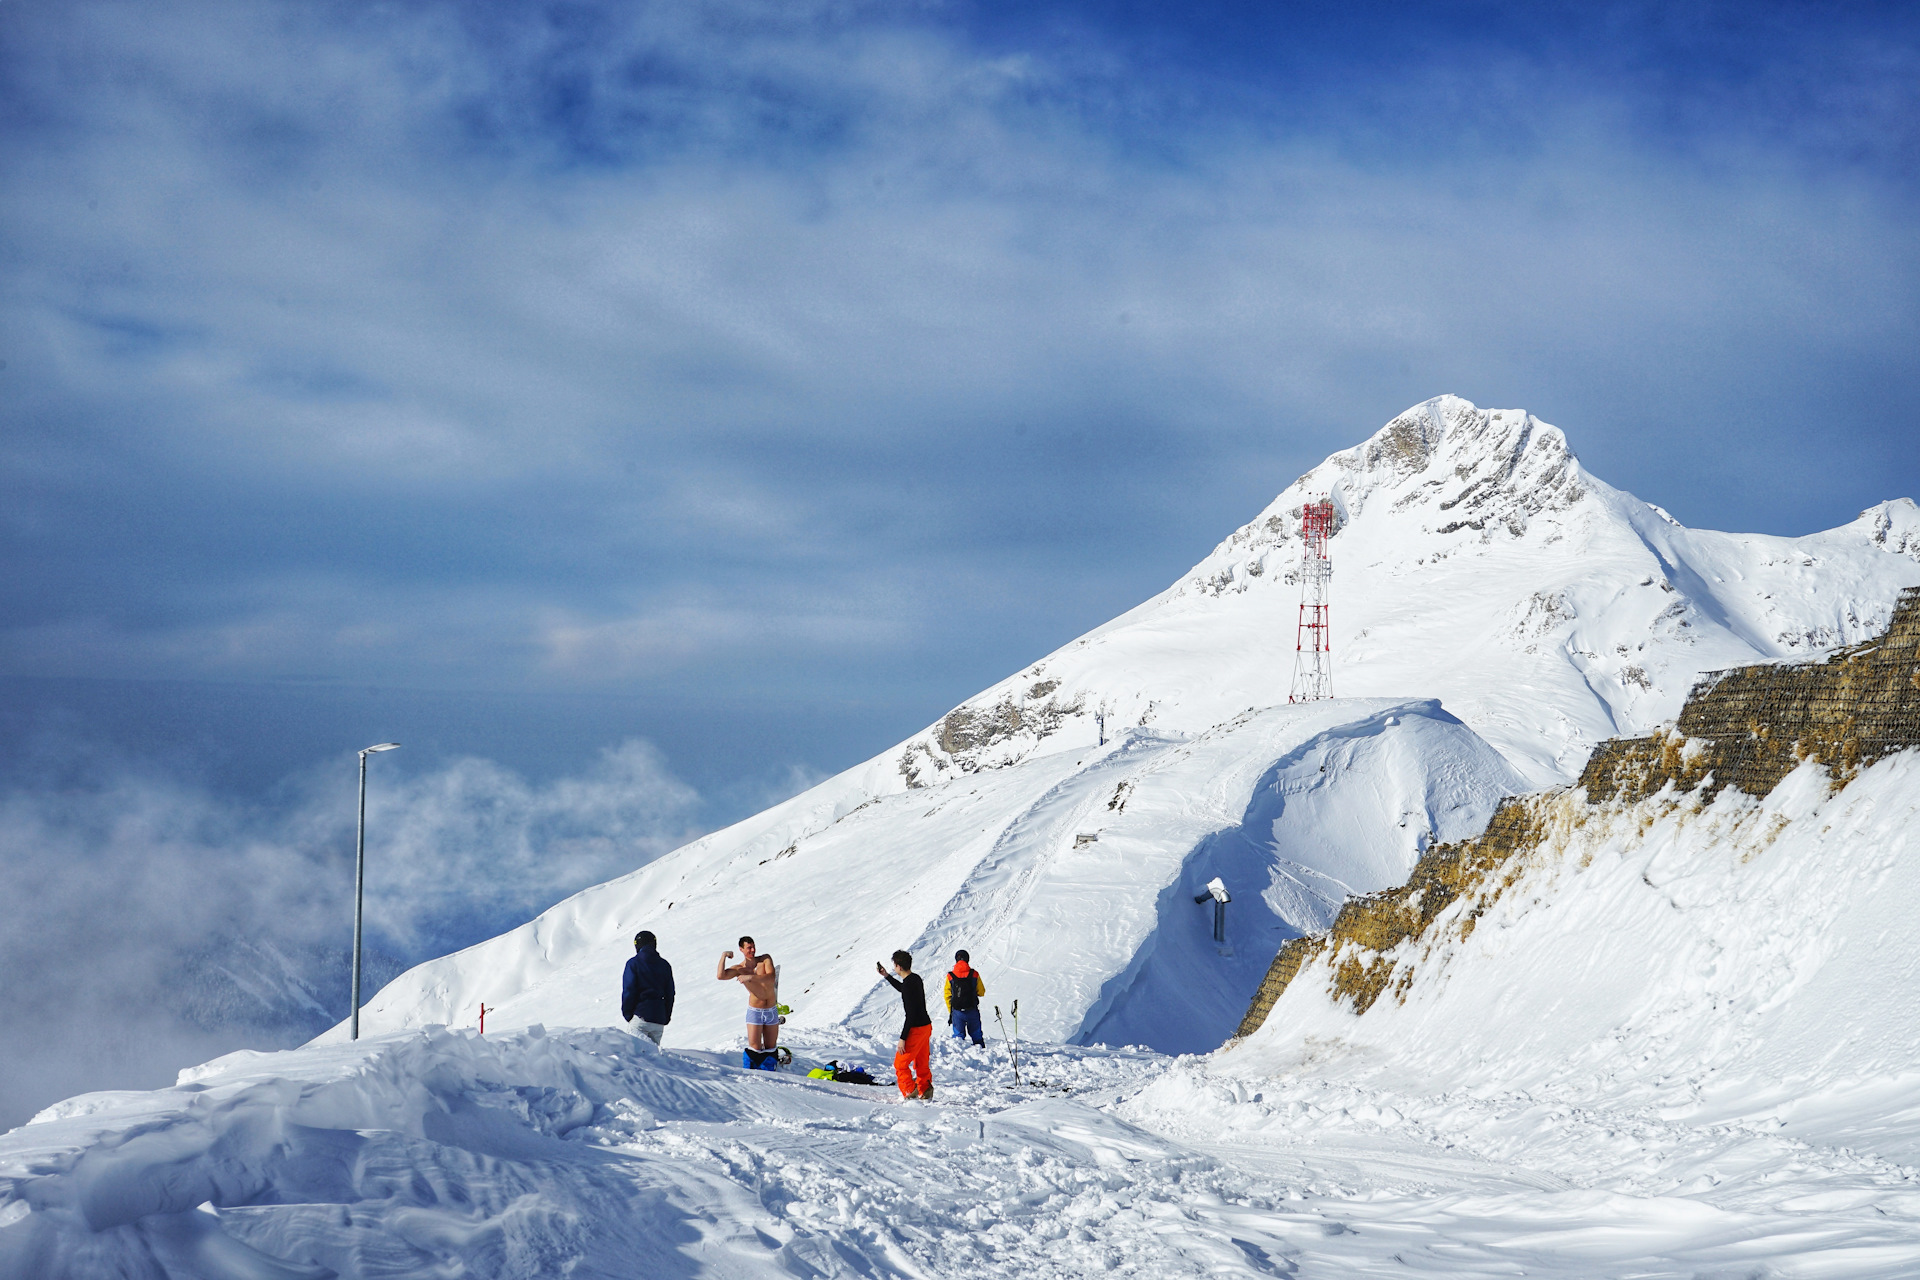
[1288,499,1336,702]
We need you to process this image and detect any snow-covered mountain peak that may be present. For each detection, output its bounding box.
[1021,394,1919,786]
[1849,497,1920,561]
[1326,395,1583,521]
[1202,397,1589,576]
[1175,401,1597,606]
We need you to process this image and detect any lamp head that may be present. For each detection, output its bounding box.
[361,742,401,756]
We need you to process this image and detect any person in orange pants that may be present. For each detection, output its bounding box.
[895,1024,932,1099]
[877,949,934,1098]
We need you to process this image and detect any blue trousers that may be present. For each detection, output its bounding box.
[950,1008,984,1045]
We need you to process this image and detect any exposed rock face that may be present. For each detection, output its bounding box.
[1189,397,1587,601]
[1584,586,1920,804]
[1234,795,1560,1033]
[937,699,1030,757]
[899,688,1087,784]
[1235,585,1920,1040]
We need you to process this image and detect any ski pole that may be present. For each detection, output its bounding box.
[1011,999,1021,1085]
[994,1004,1021,1086]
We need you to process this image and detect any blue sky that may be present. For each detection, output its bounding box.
[1,0,1918,1116]
[4,0,1917,737]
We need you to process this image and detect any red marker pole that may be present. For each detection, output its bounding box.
[479,1004,489,1035]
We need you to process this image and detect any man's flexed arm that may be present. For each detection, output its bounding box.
[717,949,741,981]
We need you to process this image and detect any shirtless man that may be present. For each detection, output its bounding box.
[717,935,780,1052]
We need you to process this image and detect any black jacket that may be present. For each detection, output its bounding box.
[622,947,675,1024]
[883,971,931,1038]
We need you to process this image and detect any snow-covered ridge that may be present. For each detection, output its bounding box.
[330,396,1919,1062]
[342,699,1524,1058]
[901,395,1919,788]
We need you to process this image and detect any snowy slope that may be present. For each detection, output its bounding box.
[13,1006,1920,1277]
[1225,749,1920,1112]
[345,700,1522,1057]
[336,396,1920,1059]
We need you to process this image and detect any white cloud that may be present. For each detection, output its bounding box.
[538,595,913,679]
[0,738,704,1127]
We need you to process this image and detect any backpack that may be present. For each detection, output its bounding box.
[947,968,982,1012]
[813,1059,880,1085]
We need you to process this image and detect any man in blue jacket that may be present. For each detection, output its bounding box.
[621,930,675,1045]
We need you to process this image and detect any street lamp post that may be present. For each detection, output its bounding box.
[352,742,400,1040]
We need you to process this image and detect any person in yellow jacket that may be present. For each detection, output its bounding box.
[943,949,986,1047]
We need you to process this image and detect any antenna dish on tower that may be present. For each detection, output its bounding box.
[1289,499,1336,702]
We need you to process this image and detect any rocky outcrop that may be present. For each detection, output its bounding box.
[1583,584,1920,804]
[1188,397,1588,601]
[1234,795,1559,1035]
[893,681,1090,786]
[1856,498,1920,561]
[1235,584,1920,1040]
